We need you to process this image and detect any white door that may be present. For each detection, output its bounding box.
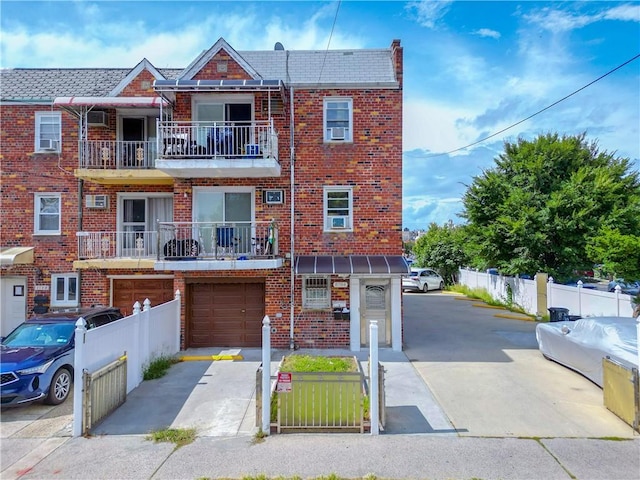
[1,277,27,336]
[360,280,391,346]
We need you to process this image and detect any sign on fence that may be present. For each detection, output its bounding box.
[276,372,292,392]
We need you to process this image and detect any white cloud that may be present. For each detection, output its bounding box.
[406,0,453,29]
[603,4,640,22]
[473,28,501,39]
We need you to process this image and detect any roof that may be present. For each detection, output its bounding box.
[295,255,410,275]
[1,43,398,101]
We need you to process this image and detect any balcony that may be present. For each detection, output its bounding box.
[155,120,280,178]
[76,140,173,185]
[74,221,284,271]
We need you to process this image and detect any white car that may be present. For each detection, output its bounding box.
[402,268,444,293]
[535,316,638,387]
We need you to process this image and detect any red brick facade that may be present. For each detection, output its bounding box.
[0,39,404,350]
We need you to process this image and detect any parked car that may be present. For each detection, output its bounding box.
[535,316,638,388]
[0,306,123,406]
[563,279,598,289]
[402,268,444,293]
[607,279,639,293]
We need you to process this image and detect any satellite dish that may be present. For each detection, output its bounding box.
[274,42,285,51]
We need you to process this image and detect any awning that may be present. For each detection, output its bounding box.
[153,79,284,92]
[53,96,168,108]
[295,255,410,275]
[0,247,34,266]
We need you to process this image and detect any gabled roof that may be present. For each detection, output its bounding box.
[108,58,168,96]
[180,37,262,80]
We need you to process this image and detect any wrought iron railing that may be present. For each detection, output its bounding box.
[157,120,278,161]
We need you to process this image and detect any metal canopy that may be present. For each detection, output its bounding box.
[294,255,410,275]
[153,79,284,92]
[53,96,168,108]
[0,247,34,266]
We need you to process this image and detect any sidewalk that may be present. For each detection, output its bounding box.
[1,348,639,480]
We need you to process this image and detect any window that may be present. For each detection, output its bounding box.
[324,186,353,231]
[324,98,352,142]
[34,193,61,235]
[51,273,79,308]
[118,195,173,256]
[302,277,330,309]
[35,112,61,152]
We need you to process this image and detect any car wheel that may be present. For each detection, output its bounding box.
[45,368,72,405]
[439,281,444,290]
[422,283,429,293]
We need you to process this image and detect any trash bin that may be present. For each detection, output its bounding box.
[548,307,569,322]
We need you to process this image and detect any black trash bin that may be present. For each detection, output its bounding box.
[548,307,569,322]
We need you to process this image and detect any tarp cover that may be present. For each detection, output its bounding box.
[295,255,410,275]
[536,316,638,387]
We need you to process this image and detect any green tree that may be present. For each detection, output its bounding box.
[586,227,640,280]
[413,221,469,285]
[461,133,640,279]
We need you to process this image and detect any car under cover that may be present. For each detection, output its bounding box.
[535,316,638,388]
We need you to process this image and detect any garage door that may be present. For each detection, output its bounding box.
[113,278,175,316]
[188,281,265,348]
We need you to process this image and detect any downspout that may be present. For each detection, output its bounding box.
[288,51,296,350]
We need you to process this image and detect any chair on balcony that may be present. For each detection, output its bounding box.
[215,227,237,257]
[207,127,234,156]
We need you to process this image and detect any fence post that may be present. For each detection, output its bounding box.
[577,280,583,316]
[174,290,181,352]
[72,317,87,437]
[547,277,554,310]
[261,315,271,435]
[615,285,622,316]
[369,320,379,435]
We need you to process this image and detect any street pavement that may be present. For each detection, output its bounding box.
[1,292,638,479]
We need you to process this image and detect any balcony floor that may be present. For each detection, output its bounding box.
[155,157,281,178]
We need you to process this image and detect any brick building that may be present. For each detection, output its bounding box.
[0,37,407,351]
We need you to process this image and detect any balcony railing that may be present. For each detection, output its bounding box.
[76,221,278,261]
[157,120,278,162]
[157,221,278,260]
[80,141,158,169]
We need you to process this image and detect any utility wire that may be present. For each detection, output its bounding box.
[410,53,640,159]
[317,0,341,83]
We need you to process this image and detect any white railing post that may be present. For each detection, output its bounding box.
[143,298,151,311]
[369,320,379,435]
[548,277,554,309]
[72,317,87,437]
[174,290,182,352]
[261,315,271,435]
[615,285,622,316]
[577,280,583,316]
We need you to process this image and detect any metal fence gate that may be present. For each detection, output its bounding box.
[82,355,127,435]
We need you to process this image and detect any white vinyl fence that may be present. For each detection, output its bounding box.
[458,269,635,318]
[72,291,181,436]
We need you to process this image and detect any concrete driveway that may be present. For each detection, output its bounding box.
[403,291,636,438]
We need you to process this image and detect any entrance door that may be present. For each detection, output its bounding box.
[0,277,27,336]
[360,280,390,346]
[121,117,145,167]
[120,196,173,257]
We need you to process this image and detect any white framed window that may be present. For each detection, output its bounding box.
[302,276,330,310]
[51,273,79,307]
[34,193,61,235]
[324,186,353,231]
[323,97,352,142]
[35,112,61,152]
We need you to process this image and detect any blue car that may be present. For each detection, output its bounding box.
[1,307,123,406]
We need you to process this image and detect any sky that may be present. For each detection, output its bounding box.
[1,1,639,230]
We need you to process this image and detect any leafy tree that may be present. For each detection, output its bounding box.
[460,133,640,279]
[412,221,468,284]
[586,227,640,280]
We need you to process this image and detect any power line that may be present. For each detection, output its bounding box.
[317,0,341,83]
[409,53,640,159]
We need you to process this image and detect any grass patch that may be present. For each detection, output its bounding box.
[143,355,180,380]
[449,284,535,319]
[146,427,196,449]
[280,354,357,372]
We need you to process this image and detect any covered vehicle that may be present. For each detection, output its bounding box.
[535,316,638,388]
[1,307,123,406]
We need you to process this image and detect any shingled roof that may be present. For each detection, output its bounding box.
[1,45,398,101]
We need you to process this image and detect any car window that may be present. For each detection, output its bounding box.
[2,323,74,347]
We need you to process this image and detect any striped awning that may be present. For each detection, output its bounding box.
[294,255,410,275]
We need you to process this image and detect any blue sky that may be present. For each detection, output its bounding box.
[2,1,639,230]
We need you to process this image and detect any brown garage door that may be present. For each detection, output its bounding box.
[188,281,265,348]
[113,278,175,316]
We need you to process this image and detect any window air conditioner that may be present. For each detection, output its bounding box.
[331,216,348,229]
[40,139,58,150]
[85,194,109,209]
[329,127,346,140]
[87,111,108,127]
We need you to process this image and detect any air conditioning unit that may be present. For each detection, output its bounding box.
[331,216,348,229]
[87,111,108,127]
[329,127,346,140]
[40,139,59,150]
[85,194,109,209]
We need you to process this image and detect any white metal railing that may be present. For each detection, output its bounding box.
[77,231,158,259]
[157,221,278,260]
[80,140,157,169]
[157,120,278,162]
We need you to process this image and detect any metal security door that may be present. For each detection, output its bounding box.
[360,281,390,346]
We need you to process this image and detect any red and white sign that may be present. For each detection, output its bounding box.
[276,372,292,393]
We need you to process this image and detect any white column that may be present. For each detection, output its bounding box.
[369,320,379,435]
[261,315,271,435]
[391,277,402,351]
[72,317,87,437]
